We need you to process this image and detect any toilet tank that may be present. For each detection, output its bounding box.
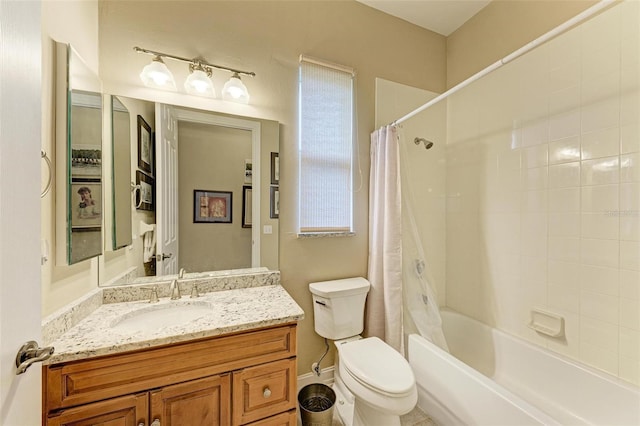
[309,277,370,340]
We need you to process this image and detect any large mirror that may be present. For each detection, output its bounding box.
[102,96,280,285]
[55,42,103,265]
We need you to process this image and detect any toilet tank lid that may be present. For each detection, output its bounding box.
[309,277,370,297]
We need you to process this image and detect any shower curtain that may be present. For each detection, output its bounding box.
[367,125,403,353]
[367,125,448,354]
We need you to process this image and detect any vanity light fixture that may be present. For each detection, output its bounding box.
[134,46,255,103]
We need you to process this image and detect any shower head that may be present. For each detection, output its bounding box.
[414,137,434,150]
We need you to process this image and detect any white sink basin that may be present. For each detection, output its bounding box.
[111,301,213,333]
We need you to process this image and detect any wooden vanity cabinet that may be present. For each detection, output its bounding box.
[43,324,297,426]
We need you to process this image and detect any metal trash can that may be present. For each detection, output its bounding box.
[298,383,336,426]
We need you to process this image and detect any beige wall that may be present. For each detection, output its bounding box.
[447,0,598,88]
[178,123,252,272]
[98,0,446,375]
[41,0,100,316]
[445,1,639,384]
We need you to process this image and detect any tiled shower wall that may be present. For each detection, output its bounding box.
[445,1,639,385]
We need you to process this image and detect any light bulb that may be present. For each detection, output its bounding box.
[184,67,215,97]
[222,73,250,104]
[140,56,176,90]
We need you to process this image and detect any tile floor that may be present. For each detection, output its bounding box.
[330,406,437,426]
[399,407,438,426]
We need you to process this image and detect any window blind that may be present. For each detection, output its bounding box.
[298,57,354,233]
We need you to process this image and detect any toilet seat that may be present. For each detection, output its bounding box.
[339,337,415,397]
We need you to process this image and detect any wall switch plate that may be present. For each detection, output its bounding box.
[263,225,273,234]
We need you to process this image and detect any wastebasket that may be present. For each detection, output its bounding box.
[298,383,336,426]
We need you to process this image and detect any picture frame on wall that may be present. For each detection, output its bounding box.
[194,189,232,223]
[270,186,279,219]
[135,171,154,211]
[242,185,252,228]
[270,152,279,185]
[137,115,153,176]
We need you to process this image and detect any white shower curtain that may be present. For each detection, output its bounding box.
[366,125,403,353]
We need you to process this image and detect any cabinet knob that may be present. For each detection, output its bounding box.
[263,387,272,398]
[151,419,161,426]
[138,423,145,426]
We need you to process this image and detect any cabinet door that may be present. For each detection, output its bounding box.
[47,393,147,426]
[245,410,297,426]
[233,358,296,425]
[150,374,231,426]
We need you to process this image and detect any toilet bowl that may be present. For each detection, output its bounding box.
[309,278,417,426]
[336,336,417,426]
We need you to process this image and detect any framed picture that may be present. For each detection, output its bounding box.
[270,186,279,219]
[137,115,153,176]
[242,185,252,228]
[270,152,279,185]
[71,182,102,227]
[194,189,232,223]
[136,170,154,211]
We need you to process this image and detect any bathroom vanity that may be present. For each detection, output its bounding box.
[41,271,303,426]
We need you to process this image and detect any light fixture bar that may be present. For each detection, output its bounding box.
[134,46,256,77]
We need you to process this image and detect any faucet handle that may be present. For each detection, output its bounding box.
[141,286,159,303]
[190,284,200,299]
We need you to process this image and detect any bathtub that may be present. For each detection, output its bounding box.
[408,309,640,425]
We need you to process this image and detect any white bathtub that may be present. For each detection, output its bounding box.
[408,309,640,425]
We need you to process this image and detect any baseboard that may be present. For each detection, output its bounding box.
[297,365,335,389]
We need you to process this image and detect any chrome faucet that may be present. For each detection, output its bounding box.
[170,268,186,300]
[169,279,181,300]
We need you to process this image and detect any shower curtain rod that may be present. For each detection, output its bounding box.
[390,0,615,127]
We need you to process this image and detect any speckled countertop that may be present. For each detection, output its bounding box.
[43,270,304,365]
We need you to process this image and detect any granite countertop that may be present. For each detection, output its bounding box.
[43,271,304,365]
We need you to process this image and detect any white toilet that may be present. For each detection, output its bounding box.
[309,277,417,426]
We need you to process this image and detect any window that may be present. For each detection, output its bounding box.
[298,56,354,234]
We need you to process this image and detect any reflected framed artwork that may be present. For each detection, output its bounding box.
[71,182,102,227]
[242,185,252,228]
[194,189,232,223]
[270,186,279,219]
[270,152,279,185]
[137,115,153,176]
[135,171,154,211]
